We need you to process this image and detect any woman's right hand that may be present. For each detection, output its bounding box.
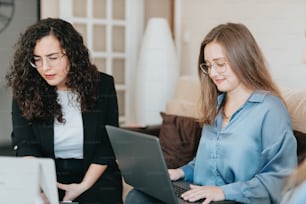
[168,169,184,181]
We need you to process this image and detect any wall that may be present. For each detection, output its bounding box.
[40,0,172,32]
[177,0,306,89]
[0,0,40,145]
[144,0,173,32]
[40,0,59,18]
[2,1,304,137]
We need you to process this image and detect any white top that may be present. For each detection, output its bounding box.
[54,90,83,159]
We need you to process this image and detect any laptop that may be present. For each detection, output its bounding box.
[0,156,77,204]
[106,125,239,204]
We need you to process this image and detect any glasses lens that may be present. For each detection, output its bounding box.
[29,58,40,68]
[200,63,209,74]
[29,54,64,69]
[214,61,227,73]
[47,55,61,67]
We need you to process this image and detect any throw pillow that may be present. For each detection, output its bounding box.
[159,112,202,169]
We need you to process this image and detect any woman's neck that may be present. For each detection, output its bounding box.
[222,86,253,120]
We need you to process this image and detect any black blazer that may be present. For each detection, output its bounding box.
[11,72,119,169]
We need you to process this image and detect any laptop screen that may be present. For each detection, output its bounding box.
[0,156,59,204]
[106,125,180,204]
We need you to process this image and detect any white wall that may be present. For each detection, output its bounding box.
[0,0,39,145]
[177,0,306,89]
[40,0,59,18]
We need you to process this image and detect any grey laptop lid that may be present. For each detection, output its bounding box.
[106,125,181,203]
[106,125,197,204]
[106,126,240,204]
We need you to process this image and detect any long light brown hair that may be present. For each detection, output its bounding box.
[197,23,283,126]
[282,159,306,202]
[288,159,306,188]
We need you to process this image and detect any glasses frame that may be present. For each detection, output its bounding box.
[29,53,66,69]
[200,59,228,75]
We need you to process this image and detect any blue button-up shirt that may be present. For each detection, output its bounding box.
[181,90,297,204]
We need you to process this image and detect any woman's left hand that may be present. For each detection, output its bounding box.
[57,182,87,201]
[181,184,225,204]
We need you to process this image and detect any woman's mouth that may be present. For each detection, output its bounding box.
[45,74,56,80]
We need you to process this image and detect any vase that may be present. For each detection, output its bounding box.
[135,18,179,125]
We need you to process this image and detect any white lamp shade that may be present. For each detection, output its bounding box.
[135,18,179,125]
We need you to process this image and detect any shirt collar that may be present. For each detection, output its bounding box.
[217,90,270,107]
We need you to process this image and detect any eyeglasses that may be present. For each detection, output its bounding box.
[200,58,228,75]
[29,53,66,69]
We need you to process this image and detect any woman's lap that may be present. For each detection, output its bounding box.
[125,189,165,204]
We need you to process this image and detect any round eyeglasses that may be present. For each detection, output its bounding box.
[200,59,227,75]
[29,53,66,69]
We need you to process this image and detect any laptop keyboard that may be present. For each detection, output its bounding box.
[173,184,188,197]
[173,182,239,204]
[173,183,206,203]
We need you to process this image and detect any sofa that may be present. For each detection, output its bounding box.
[122,75,306,201]
[152,76,306,161]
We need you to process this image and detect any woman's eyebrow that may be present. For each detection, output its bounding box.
[33,52,61,57]
[204,57,226,63]
[46,52,61,57]
[212,57,226,61]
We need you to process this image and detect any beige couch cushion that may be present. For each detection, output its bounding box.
[166,76,202,118]
[166,76,306,135]
[166,99,201,119]
[174,75,201,101]
[281,88,306,134]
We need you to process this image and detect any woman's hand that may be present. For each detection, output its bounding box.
[57,163,107,201]
[168,169,184,181]
[181,184,225,204]
[57,182,88,202]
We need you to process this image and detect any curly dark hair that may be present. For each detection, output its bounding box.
[6,18,99,123]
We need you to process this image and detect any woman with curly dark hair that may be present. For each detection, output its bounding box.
[6,18,123,204]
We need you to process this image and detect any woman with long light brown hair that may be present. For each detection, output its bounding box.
[168,22,297,204]
[126,22,298,204]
